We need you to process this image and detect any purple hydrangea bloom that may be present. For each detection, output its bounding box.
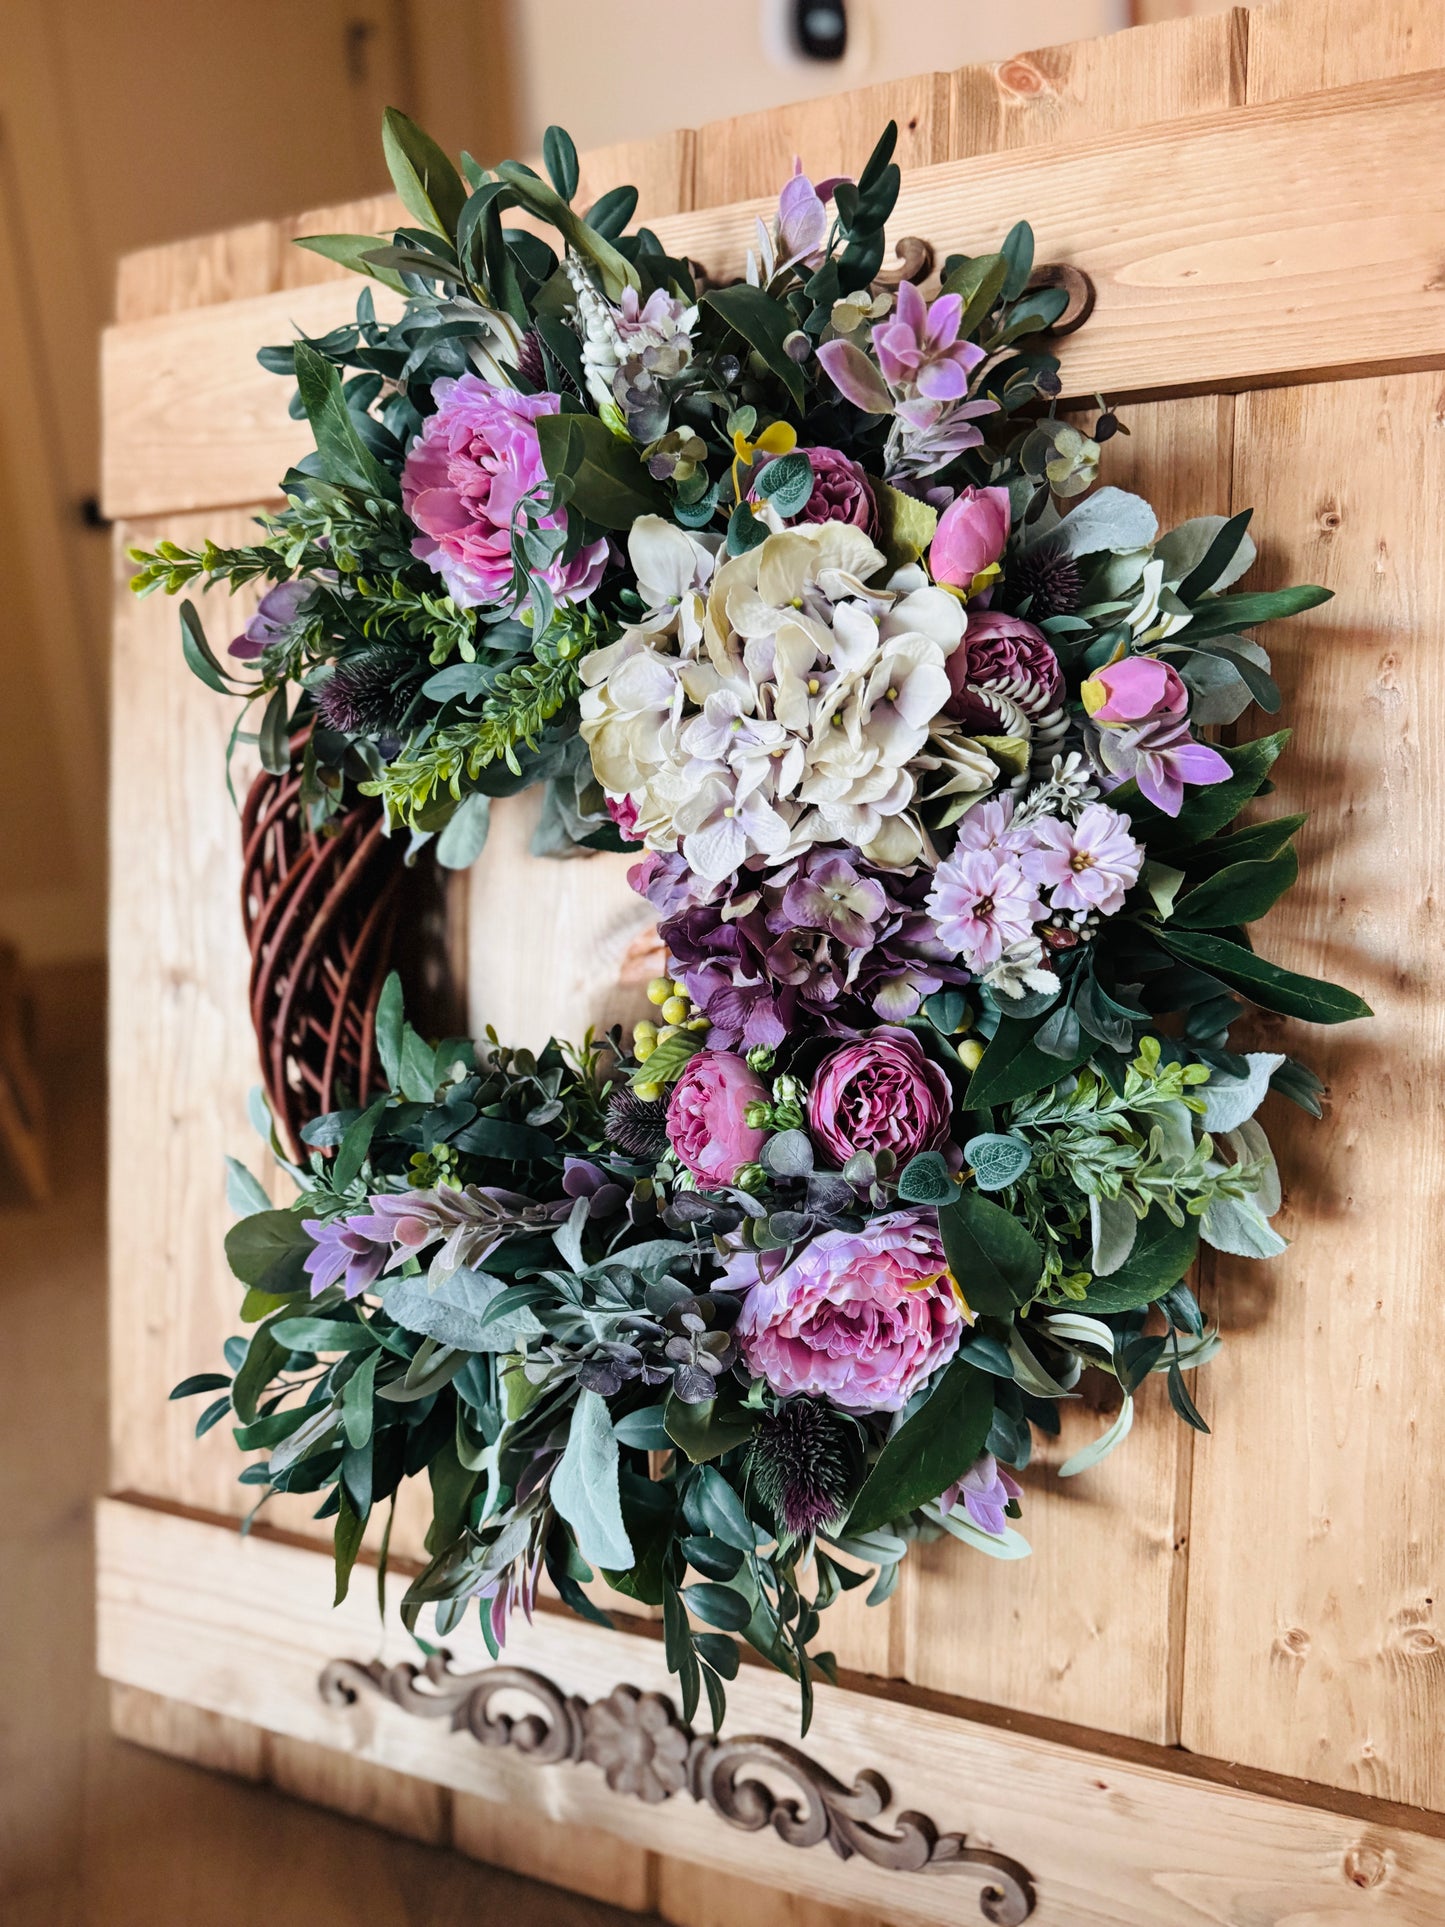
[634,849,967,1049]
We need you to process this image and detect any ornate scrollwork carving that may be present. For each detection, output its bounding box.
[321,1653,1035,1921]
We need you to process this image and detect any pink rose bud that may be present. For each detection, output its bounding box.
[1080,655,1188,726]
[929,485,1011,591]
[665,1050,769,1185]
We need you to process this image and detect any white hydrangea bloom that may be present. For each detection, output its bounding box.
[579,518,1012,883]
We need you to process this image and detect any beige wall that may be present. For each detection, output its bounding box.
[510,0,1129,151]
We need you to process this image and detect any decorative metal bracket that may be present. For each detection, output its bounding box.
[320,1654,1036,1922]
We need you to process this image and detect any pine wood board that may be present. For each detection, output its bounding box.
[691,73,953,206]
[97,1496,1445,1927]
[896,396,1230,1740]
[104,69,1445,522]
[950,10,1246,154]
[1180,370,1445,1808]
[1245,0,1445,103]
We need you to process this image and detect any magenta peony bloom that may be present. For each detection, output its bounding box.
[808,1027,953,1167]
[940,1452,1023,1536]
[947,610,1063,731]
[666,1050,769,1184]
[929,486,1011,591]
[753,445,877,534]
[230,580,309,659]
[401,374,608,609]
[1081,655,1187,726]
[927,848,1044,972]
[724,1210,966,1413]
[1022,803,1144,916]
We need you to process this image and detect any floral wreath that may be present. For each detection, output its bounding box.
[141,113,1369,1731]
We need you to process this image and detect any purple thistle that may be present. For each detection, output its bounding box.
[747,1398,854,1541]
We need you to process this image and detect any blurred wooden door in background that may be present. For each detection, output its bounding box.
[0,0,516,969]
[98,2,1445,1923]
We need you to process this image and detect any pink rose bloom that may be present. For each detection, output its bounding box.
[929,485,1010,591]
[927,848,1044,972]
[401,374,608,609]
[1080,655,1187,726]
[665,1050,768,1185]
[754,445,877,534]
[808,1027,952,1167]
[947,611,1063,731]
[725,1209,966,1412]
[1022,803,1144,916]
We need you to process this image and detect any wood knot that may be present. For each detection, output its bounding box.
[996,57,1050,99]
[1275,1626,1311,1660]
[1316,500,1343,533]
[1343,1844,1388,1889]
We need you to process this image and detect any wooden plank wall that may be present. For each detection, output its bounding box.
[103,0,1445,1914]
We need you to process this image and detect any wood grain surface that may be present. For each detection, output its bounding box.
[98,1498,1445,1927]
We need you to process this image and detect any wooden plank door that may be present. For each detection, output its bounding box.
[99,3,1445,1920]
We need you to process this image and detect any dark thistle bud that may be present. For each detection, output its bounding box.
[747,1397,854,1542]
[315,646,417,736]
[515,328,547,390]
[605,1086,671,1161]
[1006,546,1083,621]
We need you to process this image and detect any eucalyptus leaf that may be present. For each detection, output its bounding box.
[963,1134,1032,1193]
[703,284,806,410]
[1158,929,1372,1024]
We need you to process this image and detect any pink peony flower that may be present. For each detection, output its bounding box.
[1081,655,1187,726]
[946,610,1063,731]
[665,1050,769,1185]
[401,374,609,609]
[1022,803,1144,916]
[808,1027,953,1167]
[927,848,1044,972]
[929,486,1011,592]
[753,445,877,534]
[724,1209,966,1412]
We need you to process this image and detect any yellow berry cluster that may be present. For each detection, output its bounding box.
[631,978,709,1102]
